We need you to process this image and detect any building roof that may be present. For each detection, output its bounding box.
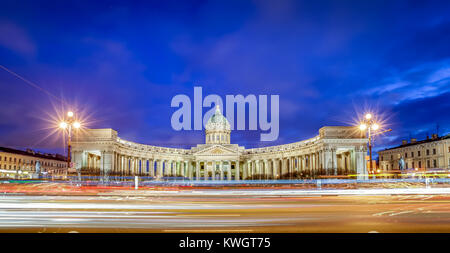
[0,146,67,162]
[205,105,231,131]
[381,134,450,152]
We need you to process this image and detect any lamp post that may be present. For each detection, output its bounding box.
[59,111,81,171]
[359,113,391,178]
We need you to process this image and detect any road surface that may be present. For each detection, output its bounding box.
[1,188,450,232]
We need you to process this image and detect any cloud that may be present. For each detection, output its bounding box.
[0,21,35,57]
[363,60,450,104]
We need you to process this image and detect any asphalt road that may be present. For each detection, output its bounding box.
[1,189,450,233]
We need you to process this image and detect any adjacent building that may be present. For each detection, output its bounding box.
[378,134,450,171]
[0,146,67,179]
[71,106,369,180]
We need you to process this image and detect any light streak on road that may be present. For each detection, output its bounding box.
[0,187,450,232]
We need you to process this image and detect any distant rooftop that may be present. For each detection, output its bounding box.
[0,146,67,162]
[382,133,450,152]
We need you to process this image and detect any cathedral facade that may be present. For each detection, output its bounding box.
[71,106,369,180]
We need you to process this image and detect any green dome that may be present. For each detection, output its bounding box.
[205,106,231,131]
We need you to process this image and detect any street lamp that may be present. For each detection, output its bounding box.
[59,111,81,169]
[359,113,391,177]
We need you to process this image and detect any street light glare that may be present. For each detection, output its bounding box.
[59,122,68,129]
[67,111,74,117]
[359,124,367,131]
[73,122,81,129]
[365,113,372,120]
[372,123,380,131]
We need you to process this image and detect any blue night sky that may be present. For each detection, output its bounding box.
[0,0,449,157]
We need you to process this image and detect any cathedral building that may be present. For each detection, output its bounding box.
[71,106,369,180]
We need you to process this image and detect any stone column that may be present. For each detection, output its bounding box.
[332,148,338,175]
[147,159,152,177]
[290,157,293,174]
[122,156,125,175]
[235,161,240,181]
[135,158,139,175]
[129,157,133,176]
[121,155,125,176]
[211,161,215,180]
[312,154,316,177]
[164,160,168,176]
[226,161,231,180]
[302,155,306,172]
[196,161,200,180]
[130,157,134,176]
[271,159,276,179]
[263,160,268,178]
[219,161,224,180]
[204,161,209,180]
[171,160,175,176]
[164,160,168,177]
[154,159,159,177]
[122,155,128,176]
[187,161,192,179]
[280,158,285,175]
[161,160,165,176]
[243,161,248,180]
[181,161,185,178]
[356,147,368,180]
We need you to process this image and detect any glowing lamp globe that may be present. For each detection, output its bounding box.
[359,124,367,131]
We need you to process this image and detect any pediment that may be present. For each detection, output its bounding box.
[194,145,237,156]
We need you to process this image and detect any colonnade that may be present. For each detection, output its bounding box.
[78,148,362,180]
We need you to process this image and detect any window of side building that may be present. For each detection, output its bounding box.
[427,149,430,156]
[418,150,421,157]
[433,148,436,155]
[411,152,414,158]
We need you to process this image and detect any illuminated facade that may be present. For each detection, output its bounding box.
[71,107,369,180]
[378,134,450,171]
[0,146,67,179]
